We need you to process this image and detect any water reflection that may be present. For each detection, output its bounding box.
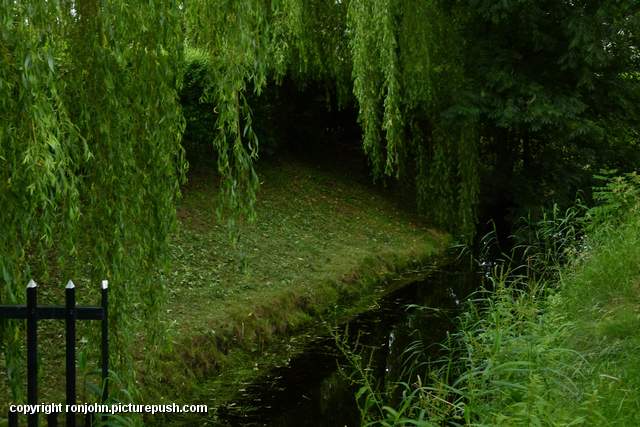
[218,264,479,426]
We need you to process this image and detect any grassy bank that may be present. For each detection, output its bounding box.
[143,156,447,415]
[357,181,640,425]
[446,218,640,426]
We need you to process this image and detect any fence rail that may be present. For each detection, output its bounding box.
[0,280,109,427]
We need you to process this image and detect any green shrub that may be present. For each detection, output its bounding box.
[586,171,640,231]
[180,47,216,166]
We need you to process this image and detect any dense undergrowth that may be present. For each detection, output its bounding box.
[349,173,640,426]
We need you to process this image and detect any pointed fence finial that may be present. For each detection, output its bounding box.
[101,280,108,290]
[27,279,37,288]
[66,280,75,289]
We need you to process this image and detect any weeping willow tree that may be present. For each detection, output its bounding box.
[0,0,185,401]
[183,0,351,221]
[185,0,479,238]
[348,0,479,239]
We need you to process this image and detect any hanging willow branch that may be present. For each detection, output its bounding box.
[348,0,480,239]
[184,0,354,223]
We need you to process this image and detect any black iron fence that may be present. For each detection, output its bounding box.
[0,280,109,427]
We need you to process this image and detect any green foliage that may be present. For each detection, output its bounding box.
[180,47,216,165]
[348,0,480,240]
[181,0,483,239]
[185,0,294,222]
[460,0,640,223]
[512,203,587,279]
[2,0,639,413]
[460,0,639,134]
[141,159,445,418]
[183,0,355,223]
[0,0,185,403]
[587,171,640,230]
[182,0,639,240]
[285,0,351,99]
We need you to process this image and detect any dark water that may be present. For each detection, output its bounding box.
[216,262,479,427]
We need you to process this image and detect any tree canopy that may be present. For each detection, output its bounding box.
[183,0,639,238]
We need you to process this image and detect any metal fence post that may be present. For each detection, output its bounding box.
[65,281,76,427]
[101,280,109,403]
[8,410,18,427]
[100,280,109,425]
[27,280,39,427]
[47,412,59,427]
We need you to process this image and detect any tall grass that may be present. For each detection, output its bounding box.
[345,172,640,426]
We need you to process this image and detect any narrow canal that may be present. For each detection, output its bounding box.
[216,260,479,426]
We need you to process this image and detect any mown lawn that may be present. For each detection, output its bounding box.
[169,157,442,333]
